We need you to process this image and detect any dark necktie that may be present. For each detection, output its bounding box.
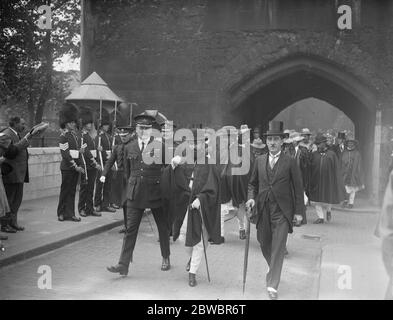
[141,142,145,152]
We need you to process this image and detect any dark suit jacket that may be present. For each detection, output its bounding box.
[1,128,29,184]
[247,153,305,233]
[124,137,165,209]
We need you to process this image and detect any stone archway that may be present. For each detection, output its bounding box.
[224,54,379,200]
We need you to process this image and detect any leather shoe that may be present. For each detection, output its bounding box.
[0,235,8,241]
[69,216,81,222]
[58,215,65,222]
[102,207,116,213]
[107,264,128,276]
[186,258,191,272]
[111,204,120,209]
[161,257,171,271]
[189,272,197,287]
[10,224,24,231]
[90,211,102,217]
[239,229,246,240]
[1,225,17,233]
[267,289,278,300]
[347,204,353,209]
[313,218,324,224]
[119,228,126,234]
[326,211,332,222]
[79,210,87,217]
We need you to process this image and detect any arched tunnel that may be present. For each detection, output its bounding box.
[228,56,378,196]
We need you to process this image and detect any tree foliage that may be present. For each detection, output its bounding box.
[0,0,80,127]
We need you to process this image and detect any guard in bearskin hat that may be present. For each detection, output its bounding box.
[78,108,102,218]
[57,102,84,222]
[94,109,116,213]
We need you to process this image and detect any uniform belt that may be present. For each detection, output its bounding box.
[69,150,79,159]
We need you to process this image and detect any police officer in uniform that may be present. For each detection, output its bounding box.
[107,113,171,276]
[78,109,102,217]
[94,112,116,213]
[57,103,84,222]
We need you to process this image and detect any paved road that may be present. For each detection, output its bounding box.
[0,211,321,300]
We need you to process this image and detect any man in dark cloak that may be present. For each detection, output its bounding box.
[341,139,364,209]
[168,128,221,287]
[309,133,344,223]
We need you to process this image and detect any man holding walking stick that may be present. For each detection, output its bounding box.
[168,128,222,287]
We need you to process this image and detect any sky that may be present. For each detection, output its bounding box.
[54,54,80,72]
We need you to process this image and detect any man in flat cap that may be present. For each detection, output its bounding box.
[246,121,304,300]
[107,113,171,276]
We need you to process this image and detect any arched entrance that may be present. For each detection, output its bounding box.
[226,54,379,198]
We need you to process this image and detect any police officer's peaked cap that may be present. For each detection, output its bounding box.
[134,113,156,127]
[117,126,134,135]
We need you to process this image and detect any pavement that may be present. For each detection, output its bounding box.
[0,195,124,268]
[0,195,388,300]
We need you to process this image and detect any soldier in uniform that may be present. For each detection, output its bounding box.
[94,111,116,213]
[99,126,135,233]
[57,103,84,222]
[107,113,171,276]
[78,109,102,217]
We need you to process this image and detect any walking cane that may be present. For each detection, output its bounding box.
[242,207,251,294]
[196,207,211,283]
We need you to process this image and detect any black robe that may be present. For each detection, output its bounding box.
[164,160,222,247]
[309,149,344,204]
[341,149,365,188]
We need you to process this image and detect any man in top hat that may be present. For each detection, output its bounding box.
[94,111,116,213]
[107,113,171,276]
[246,121,304,300]
[57,103,85,222]
[78,109,102,218]
[308,133,344,223]
[100,125,135,233]
[341,138,364,209]
[169,128,222,286]
[335,131,346,157]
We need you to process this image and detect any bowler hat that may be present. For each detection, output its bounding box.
[314,133,327,145]
[263,121,285,137]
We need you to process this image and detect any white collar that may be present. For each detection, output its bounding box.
[269,151,281,159]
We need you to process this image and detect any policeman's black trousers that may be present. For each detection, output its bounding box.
[257,199,289,291]
[94,171,111,208]
[119,203,170,267]
[78,169,97,215]
[57,170,79,218]
[3,182,24,226]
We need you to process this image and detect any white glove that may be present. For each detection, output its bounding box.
[171,155,182,169]
[100,176,106,183]
[246,199,255,211]
[191,198,200,210]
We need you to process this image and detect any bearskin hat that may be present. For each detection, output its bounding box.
[96,108,111,128]
[79,108,94,127]
[59,102,79,129]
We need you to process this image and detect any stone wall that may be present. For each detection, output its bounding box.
[24,148,61,201]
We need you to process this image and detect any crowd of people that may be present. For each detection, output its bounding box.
[0,103,366,299]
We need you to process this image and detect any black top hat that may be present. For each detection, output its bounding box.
[337,131,346,140]
[314,133,328,145]
[59,102,79,129]
[263,121,285,137]
[134,113,156,127]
